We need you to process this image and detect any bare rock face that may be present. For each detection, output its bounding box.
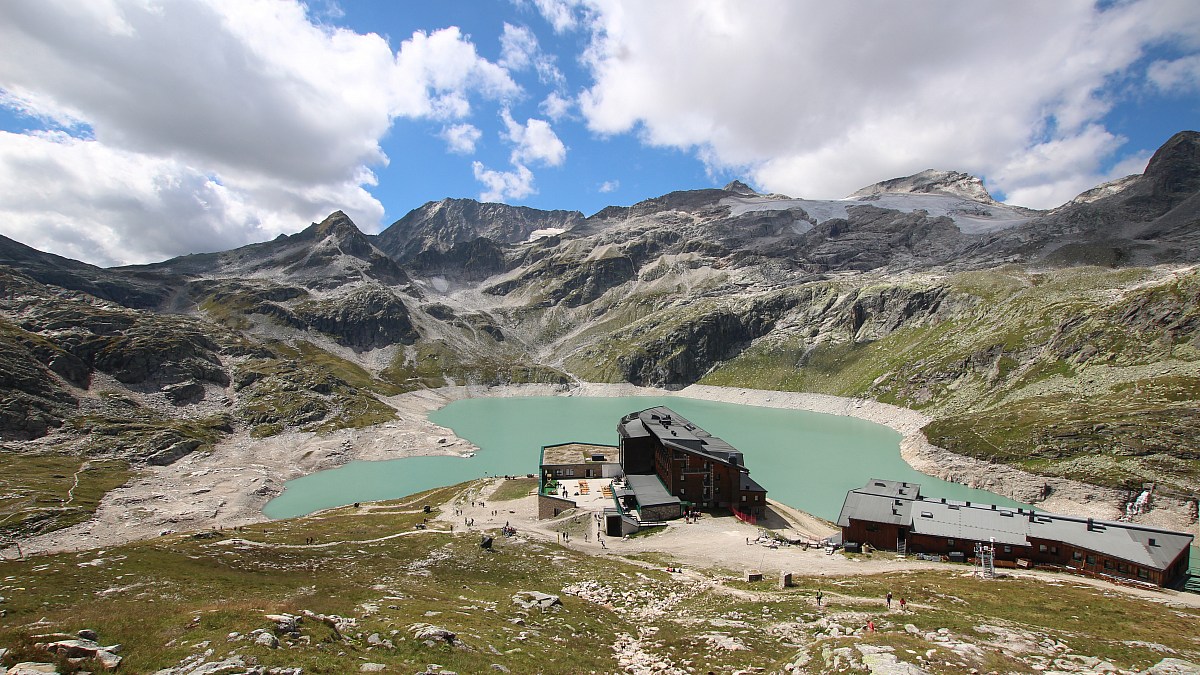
[287,285,418,351]
[376,198,584,261]
[850,168,999,204]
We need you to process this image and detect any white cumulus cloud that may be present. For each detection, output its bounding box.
[473,161,535,202]
[574,0,1200,208]
[442,124,484,154]
[0,0,518,264]
[598,179,619,193]
[502,109,567,167]
[540,92,573,120]
[1148,55,1200,94]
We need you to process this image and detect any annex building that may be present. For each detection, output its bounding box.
[617,406,768,522]
[838,479,1194,587]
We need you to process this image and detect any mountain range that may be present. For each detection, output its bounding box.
[2,130,1198,539]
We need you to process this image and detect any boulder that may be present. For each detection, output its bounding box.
[264,613,299,633]
[163,380,206,405]
[408,622,457,645]
[1146,659,1200,674]
[511,591,562,610]
[39,638,121,670]
[7,665,59,675]
[359,664,387,672]
[253,632,279,648]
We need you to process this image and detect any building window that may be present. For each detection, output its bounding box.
[1051,546,1058,555]
[554,469,563,476]
[1118,563,1128,573]
[1039,544,1047,553]
[947,538,955,546]
[1073,551,1082,561]
[1086,554,1096,565]
[1104,560,1114,570]
[741,495,747,502]
[567,468,574,476]
[1004,545,1012,553]
[1138,569,1150,580]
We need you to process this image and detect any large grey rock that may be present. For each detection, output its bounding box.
[1144,658,1200,674]
[39,638,121,669]
[511,591,562,610]
[7,665,58,675]
[408,622,457,645]
[253,632,279,648]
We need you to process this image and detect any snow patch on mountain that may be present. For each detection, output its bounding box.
[721,192,1037,235]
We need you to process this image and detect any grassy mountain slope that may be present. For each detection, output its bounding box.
[1,482,1196,674]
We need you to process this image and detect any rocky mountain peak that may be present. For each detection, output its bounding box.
[375,198,585,261]
[850,169,998,204]
[723,180,758,196]
[1142,130,1200,198]
[300,210,364,242]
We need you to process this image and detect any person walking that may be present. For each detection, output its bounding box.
[886,591,893,608]
[816,589,823,607]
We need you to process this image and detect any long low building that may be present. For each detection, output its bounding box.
[837,479,1193,587]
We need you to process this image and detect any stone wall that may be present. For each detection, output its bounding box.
[538,494,577,519]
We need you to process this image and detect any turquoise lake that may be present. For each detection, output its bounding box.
[263,395,1029,521]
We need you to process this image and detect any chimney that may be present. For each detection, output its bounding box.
[1149,537,1157,547]
[1087,518,1094,531]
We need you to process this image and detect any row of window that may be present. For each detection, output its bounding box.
[1072,551,1151,579]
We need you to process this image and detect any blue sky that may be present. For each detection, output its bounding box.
[0,0,1198,266]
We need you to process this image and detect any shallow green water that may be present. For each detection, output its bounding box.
[264,395,1029,521]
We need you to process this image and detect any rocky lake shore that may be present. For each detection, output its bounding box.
[6,382,1194,560]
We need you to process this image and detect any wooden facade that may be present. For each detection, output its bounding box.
[838,479,1193,588]
[618,407,767,517]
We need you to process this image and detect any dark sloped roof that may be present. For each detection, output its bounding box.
[740,474,767,493]
[911,501,1029,546]
[838,479,1194,571]
[1027,513,1192,569]
[626,406,744,465]
[837,490,914,528]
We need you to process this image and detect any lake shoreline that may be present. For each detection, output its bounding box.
[5,381,1192,557]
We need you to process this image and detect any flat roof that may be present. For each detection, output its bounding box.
[541,442,618,466]
[625,474,682,509]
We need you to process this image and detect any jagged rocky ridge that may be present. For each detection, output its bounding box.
[1,131,1199,520]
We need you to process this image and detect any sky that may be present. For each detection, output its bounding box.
[1,1,1198,267]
